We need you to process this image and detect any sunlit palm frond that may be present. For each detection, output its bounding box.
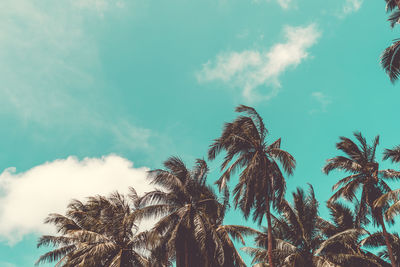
[36,192,149,266]
[385,200,400,221]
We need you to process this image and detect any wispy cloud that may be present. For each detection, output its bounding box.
[197,24,321,101]
[0,155,154,244]
[254,0,294,10]
[339,0,363,17]
[70,0,125,14]
[277,0,292,9]
[0,0,121,122]
[110,120,153,150]
[309,91,331,114]
[0,1,153,151]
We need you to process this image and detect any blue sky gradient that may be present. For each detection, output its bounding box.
[1,0,400,266]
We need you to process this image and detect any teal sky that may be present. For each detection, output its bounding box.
[1,0,400,266]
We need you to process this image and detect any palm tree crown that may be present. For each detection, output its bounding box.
[208,105,296,267]
[362,232,400,265]
[36,189,149,267]
[381,0,400,82]
[375,146,400,221]
[323,132,400,267]
[138,156,253,267]
[243,186,380,267]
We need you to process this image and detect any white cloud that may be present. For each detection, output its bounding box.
[309,91,331,114]
[0,155,154,244]
[277,0,292,9]
[341,0,363,17]
[197,24,321,101]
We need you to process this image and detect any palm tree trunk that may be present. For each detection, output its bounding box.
[380,215,397,267]
[184,238,189,267]
[176,238,187,267]
[185,252,189,267]
[265,195,275,267]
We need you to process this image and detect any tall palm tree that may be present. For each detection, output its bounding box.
[323,132,400,267]
[243,186,379,267]
[36,189,149,267]
[208,105,296,267]
[137,156,254,267]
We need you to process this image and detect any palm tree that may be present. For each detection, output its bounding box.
[381,40,400,83]
[242,186,325,267]
[137,156,254,267]
[36,189,149,267]
[319,201,390,267]
[381,0,400,82]
[362,232,400,265]
[147,243,171,267]
[375,146,400,222]
[319,201,361,236]
[215,224,262,267]
[375,188,400,222]
[323,132,400,267]
[387,0,400,10]
[243,186,380,267]
[208,105,296,267]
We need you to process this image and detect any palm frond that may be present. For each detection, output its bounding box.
[389,10,400,28]
[383,145,400,162]
[381,39,400,83]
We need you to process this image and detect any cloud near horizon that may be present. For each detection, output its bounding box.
[197,24,321,102]
[0,155,154,244]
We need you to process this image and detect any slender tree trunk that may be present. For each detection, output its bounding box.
[265,195,275,267]
[380,215,397,267]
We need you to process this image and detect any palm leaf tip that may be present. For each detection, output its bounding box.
[383,146,400,162]
[389,10,400,28]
